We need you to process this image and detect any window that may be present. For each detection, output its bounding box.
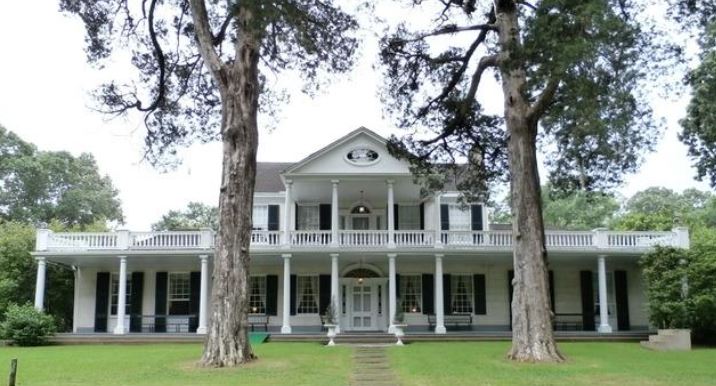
[400,275,422,313]
[449,205,471,231]
[168,273,191,315]
[399,205,421,230]
[110,273,131,315]
[297,205,319,230]
[252,205,269,230]
[451,274,474,314]
[249,276,266,314]
[297,275,319,314]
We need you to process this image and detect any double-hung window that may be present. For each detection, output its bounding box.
[252,205,269,231]
[249,276,267,314]
[110,273,131,315]
[297,275,319,314]
[451,274,474,314]
[400,275,422,313]
[398,205,421,230]
[297,205,320,230]
[448,205,471,231]
[168,273,191,315]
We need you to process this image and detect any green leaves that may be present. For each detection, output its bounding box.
[151,202,218,231]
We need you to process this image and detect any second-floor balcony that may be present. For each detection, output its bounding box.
[36,228,689,253]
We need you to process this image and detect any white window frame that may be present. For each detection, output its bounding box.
[297,205,320,230]
[296,275,320,314]
[252,205,269,231]
[448,204,471,231]
[400,275,422,313]
[167,272,191,315]
[249,275,267,315]
[109,273,132,316]
[451,274,474,314]
[398,205,421,230]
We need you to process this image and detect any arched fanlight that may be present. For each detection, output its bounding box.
[351,191,371,214]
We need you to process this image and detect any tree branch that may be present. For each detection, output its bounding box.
[212,9,235,46]
[527,77,560,121]
[188,0,226,83]
[400,23,497,44]
[137,0,166,113]
[465,54,499,102]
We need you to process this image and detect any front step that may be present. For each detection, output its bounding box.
[271,333,399,344]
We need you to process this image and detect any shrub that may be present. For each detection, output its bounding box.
[0,303,56,346]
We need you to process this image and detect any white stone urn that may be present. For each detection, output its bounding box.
[392,323,407,346]
[325,323,338,346]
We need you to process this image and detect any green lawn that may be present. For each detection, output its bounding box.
[388,342,716,386]
[0,343,351,386]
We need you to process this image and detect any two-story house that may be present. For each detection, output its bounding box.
[31,127,689,336]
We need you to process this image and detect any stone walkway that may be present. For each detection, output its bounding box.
[350,344,399,386]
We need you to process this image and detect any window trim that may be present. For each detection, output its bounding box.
[109,272,132,316]
[296,274,320,315]
[249,275,267,315]
[296,204,320,231]
[450,273,474,315]
[252,204,269,231]
[400,274,422,313]
[167,272,191,315]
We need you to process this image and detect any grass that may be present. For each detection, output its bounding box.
[0,343,351,386]
[388,341,716,386]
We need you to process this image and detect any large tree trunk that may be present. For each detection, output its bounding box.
[200,7,260,367]
[496,1,564,362]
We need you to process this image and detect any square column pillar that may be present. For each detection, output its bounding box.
[113,256,128,335]
[331,180,340,247]
[434,193,442,247]
[434,254,446,334]
[281,254,292,334]
[387,180,395,248]
[597,255,612,333]
[388,253,397,333]
[283,180,293,246]
[196,254,210,334]
[33,257,47,311]
[330,253,341,333]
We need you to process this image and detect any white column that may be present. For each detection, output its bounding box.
[331,180,340,247]
[388,253,397,333]
[434,193,442,247]
[113,256,128,335]
[283,180,293,246]
[597,255,612,333]
[33,257,47,311]
[387,180,395,248]
[196,255,210,334]
[330,253,340,333]
[281,254,292,334]
[434,254,446,334]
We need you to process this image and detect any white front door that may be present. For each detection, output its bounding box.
[350,283,374,330]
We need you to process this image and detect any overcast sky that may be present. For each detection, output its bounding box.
[0,2,710,230]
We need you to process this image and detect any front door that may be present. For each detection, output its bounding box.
[350,283,374,330]
[352,216,370,230]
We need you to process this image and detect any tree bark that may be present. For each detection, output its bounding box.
[495,1,564,362]
[196,4,260,367]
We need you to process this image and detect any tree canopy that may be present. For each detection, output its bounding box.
[152,202,218,231]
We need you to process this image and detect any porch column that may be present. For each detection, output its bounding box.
[283,179,293,246]
[33,257,47,311]
[330,253,340,333]
[388,253,397,333]
[196,254,209,334]
[281,253,292,334]
[597,255,612,333]
[434,254,446,334]
[387,180,395,248]
[434,193,442,247]
[331,180,339,247]
[113,256,128,335]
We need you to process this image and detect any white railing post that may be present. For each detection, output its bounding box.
[33,257,47,311]
[593,228,608,249]
[331,180,340,247]
[36,228,51,252]
[387,180,396,248]
[200,228,214,249]
[117,230,130,250]
[283,180,293,247]
[673,227,690,249]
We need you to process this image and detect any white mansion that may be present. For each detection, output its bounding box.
[32,128,689,336]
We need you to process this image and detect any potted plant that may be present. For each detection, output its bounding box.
[323,297,338,346]
[392,299,407,346]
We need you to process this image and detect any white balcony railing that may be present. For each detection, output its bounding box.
[37,228,686,252]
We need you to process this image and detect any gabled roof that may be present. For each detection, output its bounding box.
[256,162,294,192]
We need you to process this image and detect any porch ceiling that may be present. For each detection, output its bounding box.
[290,176,423,204]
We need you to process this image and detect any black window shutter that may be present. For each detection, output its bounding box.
[508,270,514,329]
[268,205,280,231]
[94,272,110,332]
[129,272,144,332]
[614,270,630,331]
[266,275,278,316]
[471,205,483,231]
[294,203,299,230]
[319,274,331,314]
[474,274,486,315]
[395,274,401,299]
[443,274,452,315]
[580,271,595,331]
[319,204,332,231]
[189,272,201,332]
[440,204,450,230]
[290,275,297,315]
[155,272,168,333]
[393,204,400,230]
[549,270,555,312]
[419,203,425,230]
[422,274,434,315]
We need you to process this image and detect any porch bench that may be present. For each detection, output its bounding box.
[553,313,583,331]
[249,314,270,332]
[428,314,473,330]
